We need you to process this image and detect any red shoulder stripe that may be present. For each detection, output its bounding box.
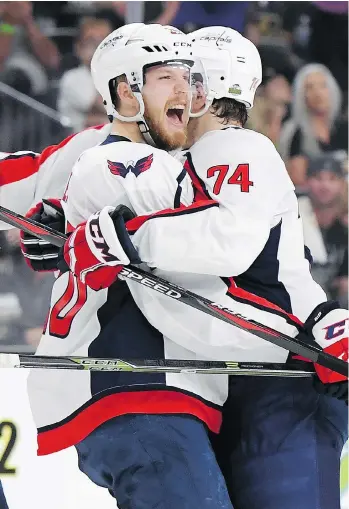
[0,125,106,187]
[126,200,218,234]
[0,152,39,186]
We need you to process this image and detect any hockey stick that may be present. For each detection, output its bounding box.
[0,205,347,377]
[5,353,314,376]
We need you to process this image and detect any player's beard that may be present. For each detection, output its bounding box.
[143,100,188,151]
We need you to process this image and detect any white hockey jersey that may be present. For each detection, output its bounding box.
[4,126,327,457]
[0,127,224,456]
[28,135,228,455]
[0,124,111,226]
[127,126,327,359]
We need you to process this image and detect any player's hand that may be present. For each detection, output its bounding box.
[63,205,141,291]
[303,301,348,402]
[20,198,65,271]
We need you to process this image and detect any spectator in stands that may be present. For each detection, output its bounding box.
[281,2,313,62]
[308,2,348,93]
[0,229,53,351]
[298,155,348,307]
[257,3,304,84]
[156,1,253,34]
[248,74,291,146]
[0,1,61,98]
[279,63,348,190]
[58,16,111,132]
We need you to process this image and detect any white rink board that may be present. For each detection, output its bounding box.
[0,369,115,509]
[0,369,347,508]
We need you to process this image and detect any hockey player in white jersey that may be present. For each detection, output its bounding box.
[0,130,233,508]
[78,27,346,509]
[184,29,348,509]
[59,27,347,509]
[24,24,234,509]
[0,25,347,509]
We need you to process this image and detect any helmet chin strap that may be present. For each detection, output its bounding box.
[189,101,211,118]
[189,89,214,118]
[112,92,157,147]
[136,118,157,147]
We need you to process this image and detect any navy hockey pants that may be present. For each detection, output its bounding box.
[212,376,348,509]
[0,482,8,509]
[75,414,233,509]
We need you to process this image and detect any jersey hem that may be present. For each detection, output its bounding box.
[36,387,222,455]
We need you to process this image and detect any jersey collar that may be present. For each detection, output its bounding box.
[100,134,131,145]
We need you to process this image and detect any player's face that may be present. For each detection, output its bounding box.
[304,72,331,114]
[190,78,207,115]
[142,64,191,150]
[308,171,343,207]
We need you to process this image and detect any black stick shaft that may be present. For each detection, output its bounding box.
[0,205,346,376]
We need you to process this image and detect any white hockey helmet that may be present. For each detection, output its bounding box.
[91,23,194,133]
[189,26,262,113]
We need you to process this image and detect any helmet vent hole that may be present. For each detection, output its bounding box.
[143,46,154,52]
[154,45,162,52]
[220,76,225,80]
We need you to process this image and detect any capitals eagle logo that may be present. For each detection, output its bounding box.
[107,153,153,178]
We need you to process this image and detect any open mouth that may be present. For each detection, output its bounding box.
[166,105,185,126]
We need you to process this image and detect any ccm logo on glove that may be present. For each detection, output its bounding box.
[303,302,348,398]
[88,213,121,264]
[324,319,348,340]
[64,205,140,291]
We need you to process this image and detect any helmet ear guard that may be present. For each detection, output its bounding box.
[107,78,155,145]
[108,78,146,124]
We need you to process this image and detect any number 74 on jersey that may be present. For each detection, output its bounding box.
[207,163,254,194]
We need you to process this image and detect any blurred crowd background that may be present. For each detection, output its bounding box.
[0,0,348,353]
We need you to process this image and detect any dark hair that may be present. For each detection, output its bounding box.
[108,74,128,111]
[211,98,248,127]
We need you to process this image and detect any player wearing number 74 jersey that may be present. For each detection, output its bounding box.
[118,28,348,509]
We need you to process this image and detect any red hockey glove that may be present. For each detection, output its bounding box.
[20,198,65,272]
[303,301,348,402]
[63,205,141,291]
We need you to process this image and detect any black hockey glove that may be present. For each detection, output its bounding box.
[20,198,65,271]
